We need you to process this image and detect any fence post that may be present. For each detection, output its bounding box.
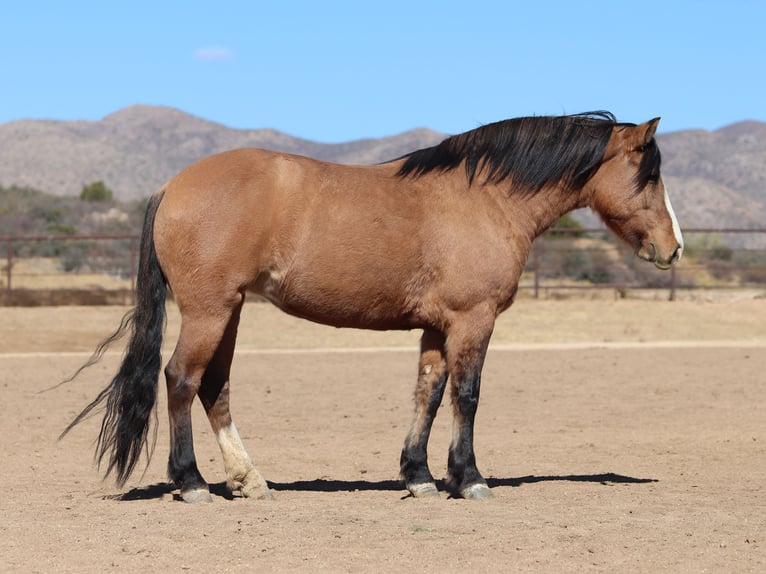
[533,240,540,300]
[130,236,138,306]
[5,238,12,305]
[669,264,677,301]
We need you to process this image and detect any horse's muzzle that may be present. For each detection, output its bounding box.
[647,242,683,270]
[637,241,681,270]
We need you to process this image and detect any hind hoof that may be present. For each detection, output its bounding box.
[241,484,275,500]
[181,487,213,503]
[240,470,275,500]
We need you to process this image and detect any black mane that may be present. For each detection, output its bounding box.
[396,112,658,194]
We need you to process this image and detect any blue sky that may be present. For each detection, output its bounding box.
[3,0,764,142]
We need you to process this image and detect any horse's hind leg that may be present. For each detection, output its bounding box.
[400,329,448,498]
[165,296,243,503]
[197,297,272,500]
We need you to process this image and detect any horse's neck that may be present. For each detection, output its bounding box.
[488,182,587,240]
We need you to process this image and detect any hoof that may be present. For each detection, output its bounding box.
[408,482,440,498]
[239,470,275,500]
[181,487,213,503]
[460,483,494,500]
[409,482,440,498]
[241,484,275,500]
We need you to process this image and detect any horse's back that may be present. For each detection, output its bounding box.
[152,148,435,328]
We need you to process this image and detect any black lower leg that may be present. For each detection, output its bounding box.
[167,411,207,492]
[447,370,487,494]
[166,357,208,493]
[447,423,484,493]
[400,373,447,486]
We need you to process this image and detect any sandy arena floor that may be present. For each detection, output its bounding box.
[1,299,764,572]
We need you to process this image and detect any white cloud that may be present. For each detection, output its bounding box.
[193,46,235,62]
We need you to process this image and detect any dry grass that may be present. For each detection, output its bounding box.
[2,298,764,354]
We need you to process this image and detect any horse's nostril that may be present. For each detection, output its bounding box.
[671,244,682,263]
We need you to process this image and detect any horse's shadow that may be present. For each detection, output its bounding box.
[108,472,657,501]
[106,481,238,502]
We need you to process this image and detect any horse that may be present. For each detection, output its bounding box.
[63,112,683,502]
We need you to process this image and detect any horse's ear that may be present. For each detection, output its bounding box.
[644,118,660,145]
[640,117,661,145]
[624,117,660,149]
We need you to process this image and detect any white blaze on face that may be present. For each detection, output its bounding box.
[663,186,684,260]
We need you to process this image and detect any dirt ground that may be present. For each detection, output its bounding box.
[1,299,764,572]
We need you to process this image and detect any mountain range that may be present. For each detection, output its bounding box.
[1,105,765,231]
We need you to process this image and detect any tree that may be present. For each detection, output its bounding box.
[548,213,584,238]
[80,180,113,202]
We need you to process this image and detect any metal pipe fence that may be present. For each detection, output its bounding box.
[2,234,138,306]
[2,229,765,305]
[525,228,766,300]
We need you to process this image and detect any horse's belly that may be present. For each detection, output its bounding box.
[250,266,418,331]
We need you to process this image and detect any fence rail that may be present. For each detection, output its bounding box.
[526,227,766,301]
[2,234,138,306]
[2,229,766,305]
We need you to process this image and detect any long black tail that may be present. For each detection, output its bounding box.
[61,189,167,485]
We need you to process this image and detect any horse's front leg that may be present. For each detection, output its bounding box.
[445,313,494,500]
[400,329,448,497]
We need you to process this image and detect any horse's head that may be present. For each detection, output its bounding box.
[588,118,683,269]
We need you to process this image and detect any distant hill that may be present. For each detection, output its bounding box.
[657,122,766,230]
[1,105,765,231]
[0,105,444,203]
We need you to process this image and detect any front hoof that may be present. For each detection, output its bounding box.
[407,482,440,498]
[181,487,213,503]
[460,483,494,500]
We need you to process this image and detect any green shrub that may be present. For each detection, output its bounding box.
[80,180,113,202]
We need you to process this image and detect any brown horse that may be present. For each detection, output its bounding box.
[64,112,683,502]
